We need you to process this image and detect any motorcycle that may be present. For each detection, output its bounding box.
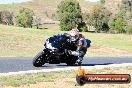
[32,33,91,67]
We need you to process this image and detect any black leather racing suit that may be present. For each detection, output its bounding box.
[70,37,87,63]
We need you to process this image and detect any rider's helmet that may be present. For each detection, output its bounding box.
[70,28,79,42]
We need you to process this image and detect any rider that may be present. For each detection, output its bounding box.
[67,28,88,65]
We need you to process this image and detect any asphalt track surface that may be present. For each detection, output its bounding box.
[0,57,132,73]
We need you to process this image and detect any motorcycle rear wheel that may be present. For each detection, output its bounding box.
[66,56,76,66]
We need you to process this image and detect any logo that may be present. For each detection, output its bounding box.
[76,66,131,85]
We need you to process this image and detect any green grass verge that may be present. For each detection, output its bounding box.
[0,24,132,57]
[0,71,76,87]
[0,66,132,87]
[0,24,63,57]
[83,33,132,50]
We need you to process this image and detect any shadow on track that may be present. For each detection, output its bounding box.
[56,63,113,67]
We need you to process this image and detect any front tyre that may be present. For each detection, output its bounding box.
[32,51,46,67]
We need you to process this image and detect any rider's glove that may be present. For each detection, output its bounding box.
[67,50,72,55]
[64,49,69,55]
[64,50,72,55]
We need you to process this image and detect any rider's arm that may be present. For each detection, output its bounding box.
[70,46,85,56]
[70,38,87,56]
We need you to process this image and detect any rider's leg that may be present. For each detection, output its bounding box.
[77,55,84,65]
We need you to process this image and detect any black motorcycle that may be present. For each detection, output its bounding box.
[32,33,91,67]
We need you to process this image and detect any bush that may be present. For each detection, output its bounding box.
[85,6,111,33]
[33,17,41,29]
[114,18,126,33]
[109,17,126,33]
[16,8,34,28]
[78,22,88,32]
[126,26,132,34]
[0,10,13,25]
[100,0,105,4]
[80,26,87,32]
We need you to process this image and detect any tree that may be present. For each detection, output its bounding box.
[122,0,132,11]
[57,0,87,31]
[100,0,105,4]
[126,25,132,34]
[33,16,41,29]
[51,13,58,21]
[45,10,49,18]
[88,6,110,32]
[16,8,34,28]
[0,12,1,23]
[0,10,13,25]
[108,1,132,33]
[114,18,126,33]
[109,17,126,33]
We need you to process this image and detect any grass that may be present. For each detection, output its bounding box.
[0,24,132,57]
[85,66,132,74]
[83,33,132,50]
[0,66,132,87]
[0,71,76,87]
[0,24,63,57]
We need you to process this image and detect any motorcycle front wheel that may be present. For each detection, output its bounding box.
[32,51,46,67]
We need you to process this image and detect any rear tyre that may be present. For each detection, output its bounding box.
[32,51,46,67]
[66,61,76,66]
[66,56,76,66]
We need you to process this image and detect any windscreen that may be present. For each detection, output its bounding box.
[45,34,67,49]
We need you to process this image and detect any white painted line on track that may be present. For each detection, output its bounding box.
[0,63,132,76]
